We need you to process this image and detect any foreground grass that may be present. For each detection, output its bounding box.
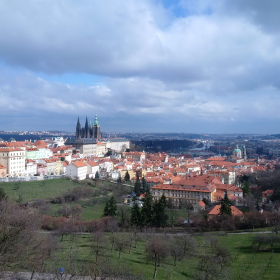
[54,232,280,280]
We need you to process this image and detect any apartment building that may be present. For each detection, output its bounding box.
[0,148,25,176]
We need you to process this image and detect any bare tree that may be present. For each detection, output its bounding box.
[169,237,185,266]
[145,235,168,279]
[114,233,129,259]
[0,200,56,275]
[195,239,231,280]
[90,231,106,264]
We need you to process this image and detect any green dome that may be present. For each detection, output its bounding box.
[93,114,99,126]
[233,145,242,157]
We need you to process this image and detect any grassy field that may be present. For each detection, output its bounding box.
[0,178,80,203]
[48,202,105,220]
[0,178,108,221]
[56,232,280,280]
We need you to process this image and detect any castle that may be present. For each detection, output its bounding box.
[76,115,102,139]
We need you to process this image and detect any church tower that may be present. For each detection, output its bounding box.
[85,117,90,138]
[242,145,247,161]
[93,114,102,139]
[76,117,81,139]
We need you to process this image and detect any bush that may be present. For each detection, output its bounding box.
[50,195,65,204]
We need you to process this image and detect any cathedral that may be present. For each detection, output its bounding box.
[76,115,102,139]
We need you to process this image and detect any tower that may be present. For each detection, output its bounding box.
[93,114,102,139]
[85,117,90,138]
[76,117,81,139]
[242,145,247,160]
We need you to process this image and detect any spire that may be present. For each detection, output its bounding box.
[85,117,89,138]
[76,117,81,139]
[94,114,99,126]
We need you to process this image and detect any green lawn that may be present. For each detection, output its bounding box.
[0,178,106,221]
[55,232,280,280]
[47,202,105,220]
[0,178,80,203]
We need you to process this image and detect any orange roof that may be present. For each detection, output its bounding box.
[87,161,99,167]
[152,183,211,193]
[209,205,243,216]
[34,140,48,148]
[72,161,87,168]
[262,189,273,197]
[205,157,226,161]
[198,200,205,207]
[0,148,24,152]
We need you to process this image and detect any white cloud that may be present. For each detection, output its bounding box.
[0,0,280,133]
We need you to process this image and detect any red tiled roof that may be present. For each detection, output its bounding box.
[209,205,243,216]
[72,161,87,168]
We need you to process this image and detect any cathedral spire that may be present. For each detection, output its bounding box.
[76,117,81,139]
[85,117,89,138]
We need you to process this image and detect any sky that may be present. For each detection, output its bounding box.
[1,0,280,134]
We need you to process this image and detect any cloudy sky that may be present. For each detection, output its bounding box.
[1,0,280,134]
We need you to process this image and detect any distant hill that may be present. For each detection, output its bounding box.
[132,139,194,152]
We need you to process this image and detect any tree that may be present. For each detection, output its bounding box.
[0,188,7,201]
[253,234,280,250]
[167,199,176,228]
[141,177,148,193]
[114,233,129,259]
[90,231,106,264]
[152,195,168,228]
[179,199,194,224]
[141,191,153,226]
[124,171,130,182]
[95,171,100,179]
[134,175,141,196]
[219,193,232,216]
[0,200,55,274]
[241,181,251,196]
[145,236,168,279]
[131,202,142,228]
[103,196,117,217]
[117,206,131,228]
[169,237,185,267]
[195,241,231,280]
[117,176,122,184]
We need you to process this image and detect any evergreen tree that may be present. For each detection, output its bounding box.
[152,194,168,227]
[241,181,251,196]
[134,175,141,196]
[141,177,148,193]
[103,196,117,217]
[124,171,130,182]
[103,202,109,217]
[95,171,100,179]
[141,191,153,226]
[130,202,142,227]
[117,176,122,184]
[219,192,232,216]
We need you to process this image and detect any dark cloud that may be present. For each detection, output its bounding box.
[219,0,280,33]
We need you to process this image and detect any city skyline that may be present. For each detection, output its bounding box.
[1,1,280,133]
